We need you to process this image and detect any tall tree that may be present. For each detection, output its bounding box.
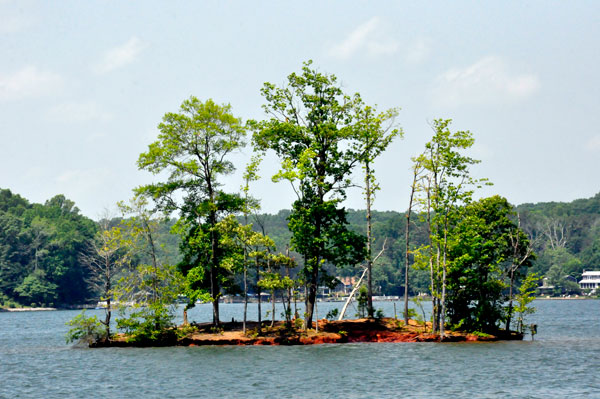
[137,97,246,326]
[240,155,262,333]
[404,160,424,325]
[80,219,128,339]
[251,61,369,326]
[353,105,401,317]
[446,196,530,333]
[504,213,535,332]
[413,119,485,337]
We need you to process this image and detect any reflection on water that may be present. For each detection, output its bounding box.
[1,300,599,398]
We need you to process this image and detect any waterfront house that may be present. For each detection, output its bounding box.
[578,270,600,292]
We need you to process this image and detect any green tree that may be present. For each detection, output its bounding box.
[14,269,58,306]
[353,105,401,317]
[80,220,129,339]
[25,195,97,304]
[240,155,262,333]
[504,213,535,332]
[514,273,540,334]
[114,196,184,339]
[412,119,485,337]
[0,210,29,301]
[540,247,582,295]
[446,196,527,333]
[137,97,246,326]
[252,61,369,326]
[65,310,104,344]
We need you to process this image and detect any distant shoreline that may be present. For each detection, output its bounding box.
[0,305,96,312]
[1,296,596,312]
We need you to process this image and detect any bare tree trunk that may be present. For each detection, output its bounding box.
[338,267,368,320]
[285,246,292,325]
[304,229,322,328]
[208,208,220,327]
[338,239,387,320]
[506,267,515,332]
[365,161,374,318]
[505,213,534,332]
[243,264,248,334]
[439,225,449,340]
[256,256,262,332]
[305,268,317,327]
[103,257,112,339]
[271,288,276,328]
[404,166,419,325]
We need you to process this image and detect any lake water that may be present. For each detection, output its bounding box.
[1,300,599,399]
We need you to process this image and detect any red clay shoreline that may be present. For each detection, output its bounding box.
[91,318,524,348]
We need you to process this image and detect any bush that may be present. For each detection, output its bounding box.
[326,308,339,320]
[176,323,198,339]
[356,286,368,318]
[116,303,176,343]
[65,310,105,344]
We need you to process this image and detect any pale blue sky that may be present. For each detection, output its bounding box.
[1,1,599,218]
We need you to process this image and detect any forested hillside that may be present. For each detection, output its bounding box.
[0,189,179,308]
[250,193,600,296]
[516,193,600,293]
[0,189,96,307]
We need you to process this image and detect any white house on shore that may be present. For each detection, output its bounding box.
[578,270,600,292]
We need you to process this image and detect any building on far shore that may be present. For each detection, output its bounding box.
[578,270,600,293]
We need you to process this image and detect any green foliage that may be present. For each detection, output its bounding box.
[446,196,526,333]
[252,61,379,324]
[539,248,582,295]
[0,189,97,306]
[404,308,417,320]
[117,303,176,343]
[136,97,247,324]
[65,310,105,344]
[356,286,368,318]
[325,308,339,320]
[471,331,492,338]
[176,323,198,339]
[514,273,540,333]
[14,269,58,307]
[411,296,428,326]
[410,119,489,335]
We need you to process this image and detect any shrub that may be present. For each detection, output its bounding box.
[117,303,176,343]
[65,310,105,344]
[326,308,339,320]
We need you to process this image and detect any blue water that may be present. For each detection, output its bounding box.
[1,300,599,398]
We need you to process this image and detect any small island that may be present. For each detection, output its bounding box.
[89,318,524,348]
[51,62,553,348]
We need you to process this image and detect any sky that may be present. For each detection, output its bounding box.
[1,1,599,219]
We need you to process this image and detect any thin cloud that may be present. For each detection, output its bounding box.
[432,56,540,107]
[93,36,147,74]
[0,1,35,33]
[586,136,600,152]
[329,17,398,59]
[45,101,113,123]
[0,65,63,101]
[55,168,111,188]
[405,37,431,65]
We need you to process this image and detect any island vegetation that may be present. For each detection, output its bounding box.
[1,61,599,345]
